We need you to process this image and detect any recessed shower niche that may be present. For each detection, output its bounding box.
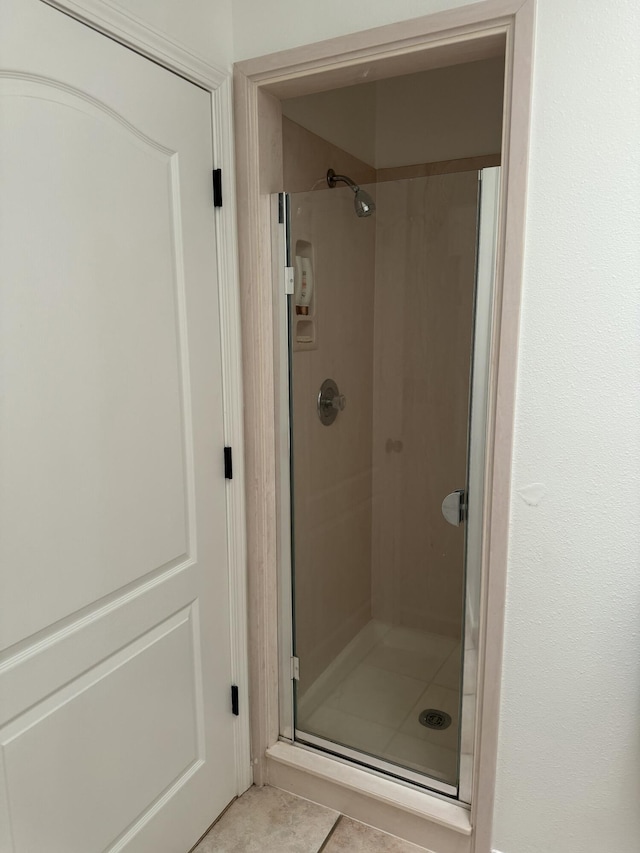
[274,54,505,801]
[292,239,316,349]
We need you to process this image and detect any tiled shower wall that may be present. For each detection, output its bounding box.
[371,173,479,638]
[285,119,377,694]
[284,120,480,693]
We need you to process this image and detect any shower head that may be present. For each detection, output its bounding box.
[353,188,375,218]
[326,168,376,218]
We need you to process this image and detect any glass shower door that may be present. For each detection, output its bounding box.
[281,168,499,796]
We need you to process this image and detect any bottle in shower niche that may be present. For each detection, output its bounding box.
[295,255,313,315]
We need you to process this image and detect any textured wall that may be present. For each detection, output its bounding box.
[233,1,640,852]
[491,1,640,851]
[114,0,234,68]
[232,0,467,62]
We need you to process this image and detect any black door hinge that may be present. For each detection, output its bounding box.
[231,684,239,716]
[224,446,233,480]
[212,169,223,207]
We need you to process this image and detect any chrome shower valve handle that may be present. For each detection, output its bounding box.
[317,378,346,425]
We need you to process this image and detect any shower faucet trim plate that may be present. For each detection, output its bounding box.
[317,378,346,426]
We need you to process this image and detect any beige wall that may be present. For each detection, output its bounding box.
[285,126,376,695]
[281,57,503,169]
[283,118,376,193]
[282,87,377,168]
[375,58,504,167]
[371,172,479,639]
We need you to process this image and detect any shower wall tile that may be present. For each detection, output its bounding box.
[286,124,479,697]
[297,497,373,689]
[371,173,479,640]
[285,121,377,695]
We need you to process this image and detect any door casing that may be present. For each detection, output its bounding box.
[233,1,536,851]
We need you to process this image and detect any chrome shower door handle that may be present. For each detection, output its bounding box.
[442,489,466,526]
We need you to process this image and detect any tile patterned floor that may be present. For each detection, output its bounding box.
[300,624,462,783]
[194,785,429,853]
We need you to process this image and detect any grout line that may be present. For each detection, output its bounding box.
[187,794,238,852]
[303,630,463,781]
[316,814,342,852]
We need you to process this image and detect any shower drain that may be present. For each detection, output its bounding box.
[419,709,452,730]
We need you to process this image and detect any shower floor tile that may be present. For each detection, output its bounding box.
[297,620,462,786]
[306,704,396,756]
[325,663,425,729]
[362,638,451,683]
[432,645,462,691]
[382,732,457,781]
[382,626,459,660]
[400,683,461,752]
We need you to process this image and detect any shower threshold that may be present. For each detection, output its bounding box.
[293,729,457,797]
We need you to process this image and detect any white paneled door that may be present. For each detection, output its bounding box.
[0,1,239,851]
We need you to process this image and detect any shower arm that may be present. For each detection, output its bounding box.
[326,169,359,192]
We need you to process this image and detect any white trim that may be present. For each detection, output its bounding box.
[211,78,253,795]
[41,0,228,89]
[294,732,458,798]
[267,741,471,835]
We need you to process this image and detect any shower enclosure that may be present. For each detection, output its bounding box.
[273,167,499,801]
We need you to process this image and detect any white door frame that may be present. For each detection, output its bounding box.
[40,0,252,797]
[233,1,535,851]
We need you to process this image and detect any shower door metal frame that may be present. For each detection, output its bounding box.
[271,188,457,799]
[275,168,501,803]
[459,165,501,804]
[272,191,295,744]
